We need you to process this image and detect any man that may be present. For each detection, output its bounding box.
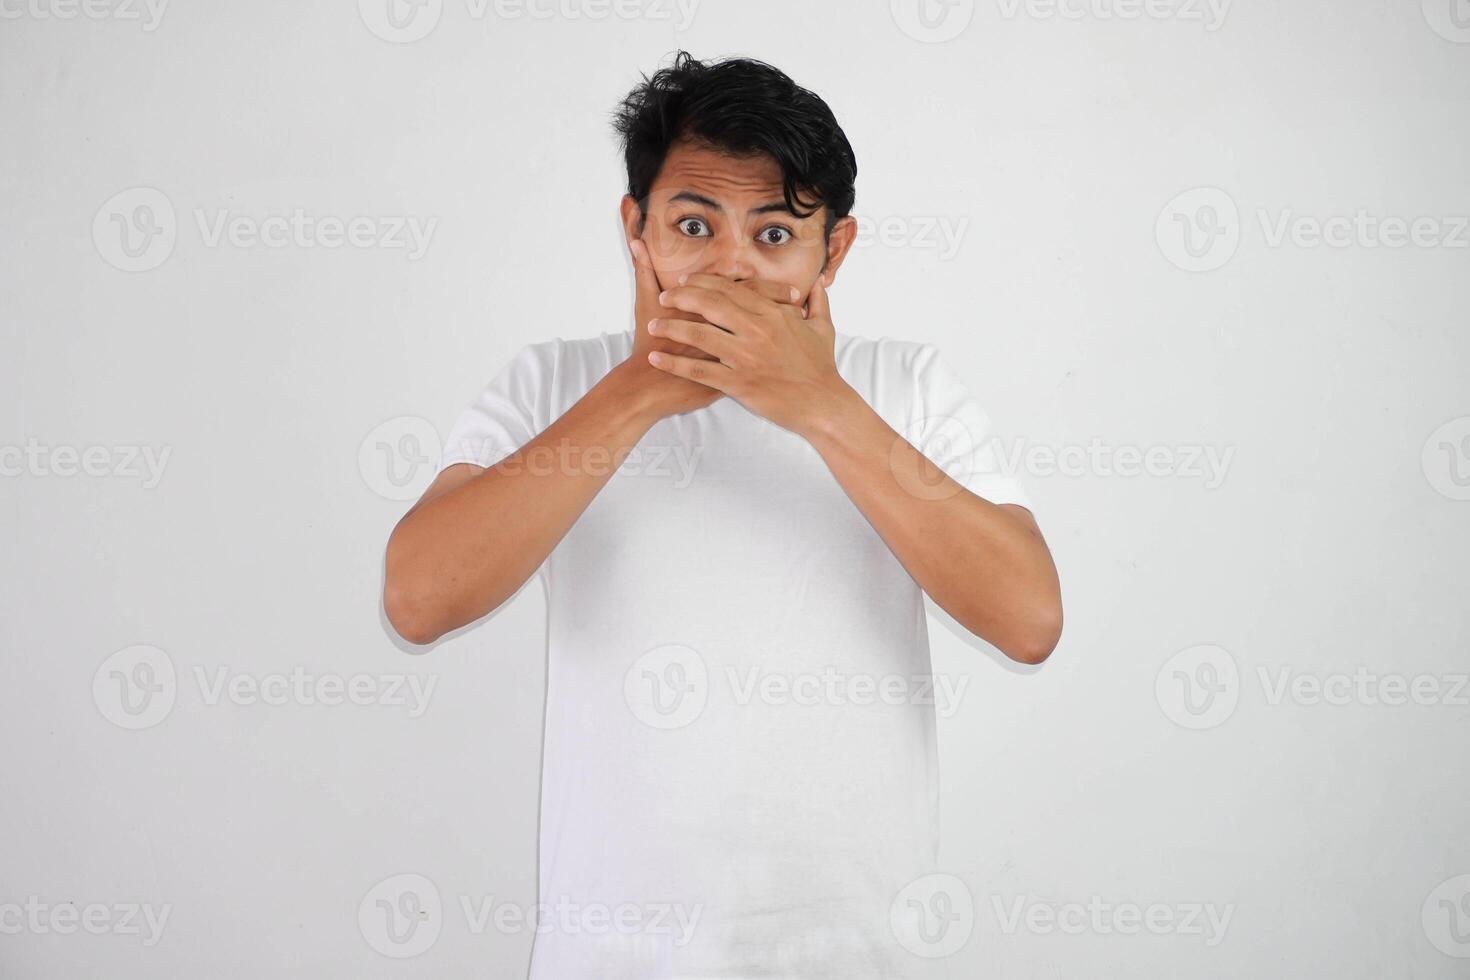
[384,51,1062,978]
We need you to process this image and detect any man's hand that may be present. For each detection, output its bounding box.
[645,272,857,438]
[616,242,807,423]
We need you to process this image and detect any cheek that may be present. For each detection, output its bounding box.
[645,222,706,279]
[758,240,825,285]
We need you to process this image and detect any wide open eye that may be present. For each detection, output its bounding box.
[676,217,712,238]
[758,225,793,246]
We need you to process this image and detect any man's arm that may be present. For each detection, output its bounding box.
[645,274,1063,665]
[801,393,1062,664]
[384,240,801,645]
[384,368,660,645]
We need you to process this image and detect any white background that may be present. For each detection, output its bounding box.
[3,0,1468,976]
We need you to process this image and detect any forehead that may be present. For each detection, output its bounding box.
[647,139,785,205]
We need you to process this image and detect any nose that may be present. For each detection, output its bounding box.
[703,226,758,282]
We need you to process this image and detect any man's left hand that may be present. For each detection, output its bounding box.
[645,272,858,437]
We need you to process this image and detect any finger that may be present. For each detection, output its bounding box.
[649,316,737,363]
[678,273,802,311]
[804,273,832,324]
[630,237,662,302]
[658,286,751,334]
[647,350,735,392]
[631,237,711,327]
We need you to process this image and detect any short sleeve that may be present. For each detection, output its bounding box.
[909,343,1034,514]
[438,343,548,474]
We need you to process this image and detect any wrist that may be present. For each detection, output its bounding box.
[598,361,666,434]
[796,377,869,446]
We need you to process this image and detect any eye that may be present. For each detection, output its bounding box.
[758,225,793,246]
[677,217,711,238]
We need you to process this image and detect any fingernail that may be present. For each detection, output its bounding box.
[678,273,689,285]
[658,291,669,305]
[789,286,800,301]
[647,319,658,334]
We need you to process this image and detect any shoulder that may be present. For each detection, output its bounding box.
[834,332,947,427]
[507,329,631,378]
[490,329,632,421]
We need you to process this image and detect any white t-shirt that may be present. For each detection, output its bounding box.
[439,327,1032,979]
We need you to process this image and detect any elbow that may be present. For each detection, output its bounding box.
[384,581,443,647]
[1000,602,1063,666]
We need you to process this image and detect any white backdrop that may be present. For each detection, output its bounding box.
[3,0,1468,976]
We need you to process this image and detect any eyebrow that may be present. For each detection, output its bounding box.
[668,190,798,217]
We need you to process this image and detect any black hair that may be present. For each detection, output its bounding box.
[611,51,858,240]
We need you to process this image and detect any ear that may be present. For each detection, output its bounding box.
[619,194,645,244]
[819,214,859,287]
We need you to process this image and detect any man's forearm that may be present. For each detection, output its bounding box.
[800,384,1063,664]
[384,366,659,644]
